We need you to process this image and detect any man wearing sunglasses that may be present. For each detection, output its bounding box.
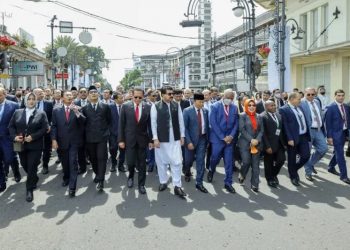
[118,87,152,194]
[300,87,327,181]
[151,86,186,198]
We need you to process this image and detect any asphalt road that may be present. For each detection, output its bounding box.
[1,149,350,250]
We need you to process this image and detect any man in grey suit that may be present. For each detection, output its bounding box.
[82,85,111,191]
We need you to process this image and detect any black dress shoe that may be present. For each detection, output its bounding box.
[110,165,116,172]
[14,173,22,183]
[328,168,340,176]
[305,174,314,182]
[267,181,277,188]
[195,184,208,193]
[118,165,127,173]
[127,178,134,188]
[69,190,76,197]
[97,181,104,191]
[159,183,167,192]
[312,167,318,174]
[238,173,245,184]
[224,184,236,194]
[55,160,61,164]
[41,167,49,175]
[26,190,33,202]
[291,178,300,186]
[174,186,187,197]
[251,185,259,192]
[62,180,69,187]
[274,176,279,185]
[341,178,350,184]
[207,171,213,183]
[0,183,6,193]
[346,150,350,157]
[93,177,99,183]
[138,186,146,194]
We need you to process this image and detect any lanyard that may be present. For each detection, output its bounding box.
[269,112,279,128]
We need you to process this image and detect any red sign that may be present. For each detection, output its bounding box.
[55,73,69,79]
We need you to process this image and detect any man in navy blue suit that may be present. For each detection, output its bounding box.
[51,90,86,197]
[325,89,350,184]
[280,92,311,186]
[109,92,126,173]
[300,87,327,181]
[207,89,239,193]
[0,87,19,192]
[33,88,53,174]
[183,92,209,193]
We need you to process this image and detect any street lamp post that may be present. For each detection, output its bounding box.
[50,15,57,88]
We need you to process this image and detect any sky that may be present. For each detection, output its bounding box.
[1,0,266,88]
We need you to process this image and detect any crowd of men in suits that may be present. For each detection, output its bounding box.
[0,82,350,203]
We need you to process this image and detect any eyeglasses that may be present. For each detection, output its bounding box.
[306,93,315,96]
[167,93,174,96]
[89,90,98,94]
[134,96,143,99]
[80,91,87,93]
[248,104,256,107]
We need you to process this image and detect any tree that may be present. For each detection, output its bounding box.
[120,69,143,90]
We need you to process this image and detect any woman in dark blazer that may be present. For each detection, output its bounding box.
[8,93,49,202]
[238,99,264,192]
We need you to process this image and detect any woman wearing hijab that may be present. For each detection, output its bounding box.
[8,93,49,202]
[237,99,264,192]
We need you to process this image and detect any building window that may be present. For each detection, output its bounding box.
[303,63,330,90]
[321,4,329,46]
[310,8,319,49]
[300,13,308,50]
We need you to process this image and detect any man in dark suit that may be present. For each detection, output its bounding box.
[51,90,86,197]
[82,85,111,191]
[272,89,285,109]
[279,92,311,186]
[74,87,89,173]
[174,89,190,111]
[262,100,286,188]
[208,89,239,193]
[300,87,327,181]
[118,87,152,194]
[183,93,209,193]
[325,89,350,184]
[256,90,271,114]
[33,88,53,174]
[0,87,20,192]
[109,92,126,173]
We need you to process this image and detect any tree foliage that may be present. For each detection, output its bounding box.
[119,69,143,90]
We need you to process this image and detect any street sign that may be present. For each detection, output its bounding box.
[59,21,73,33]
[55,73,69,79]
[79,30,92,44]
[12,61,45,76]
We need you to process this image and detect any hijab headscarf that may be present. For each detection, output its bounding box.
[244,99,257,131]
[24,93,36,108]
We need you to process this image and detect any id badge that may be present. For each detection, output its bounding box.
[275,129,281,136]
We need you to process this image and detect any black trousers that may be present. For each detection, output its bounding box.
[264,147,286,181]
[19,150,42,191]
[60,145,79,190]
[287,134,311,180]
[109,134,125,166]
[42,133,52,168]
[86,141,108,181]
[126,143,147,186]
[77,145,87,172]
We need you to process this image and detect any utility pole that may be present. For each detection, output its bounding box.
[50,15,57,88]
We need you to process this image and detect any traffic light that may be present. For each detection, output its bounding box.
[0,52,10,71]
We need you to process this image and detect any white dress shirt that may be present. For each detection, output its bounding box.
[195,107,205,134]
[307,100,322,128]
[289,104,307,135]
[25,107,35,124]
[335,101,348,130]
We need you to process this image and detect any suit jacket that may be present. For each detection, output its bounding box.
[256,101,265,114]
[51,106,86,150]
[109,103,121,137]
[300,99,325,135]
[34,100,53,124]
[183,106,209,147]
[5,95,16,102]
[238,113,264,151]
[82,102,111,143]
[180,99,191,111]
[118,102,152,148]
[0,100,19,137]
[325,102,350,144]
[8,109,49,151]
[279,104,310,145]
[209,101,239,144]
[261,111,286,152]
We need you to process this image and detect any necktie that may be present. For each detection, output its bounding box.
[37,102,40,109]
[117,105,120,114]
[224,105,229,121]
[65,107,70,121]
[294,107,305,131]
[341,104,348,127]
[93,104,96,111]
[311,101,321,129]
[135,104,139,123]
[197,109,202,135]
